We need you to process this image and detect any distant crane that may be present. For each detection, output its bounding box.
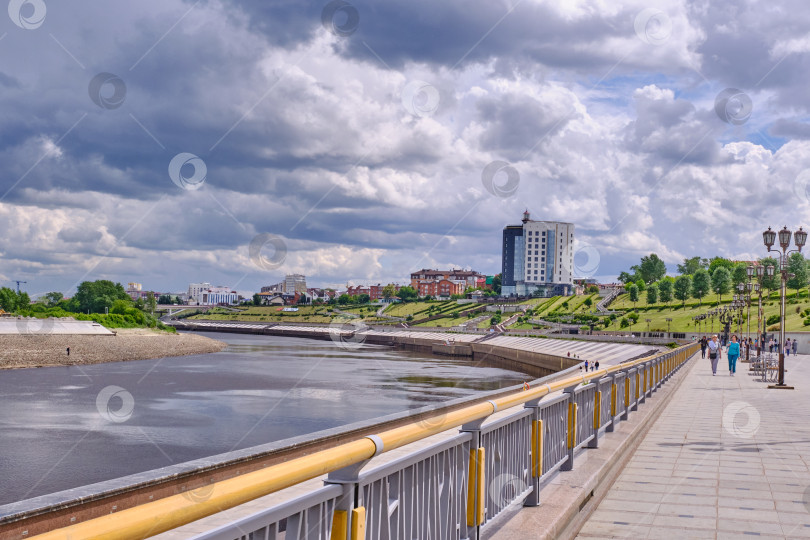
[14,280,27,293]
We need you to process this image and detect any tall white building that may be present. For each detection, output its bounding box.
[200,286,238,305]
[188,282,212,303]
[501,211,575,297]
[284,274,307,294]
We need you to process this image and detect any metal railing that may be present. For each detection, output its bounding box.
[32,344,698,540]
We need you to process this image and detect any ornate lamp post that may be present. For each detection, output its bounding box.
[666,317,673,334]
[762,264,774,355]
[646,318,651,332]
[746,264,755,354]
[763,226,807,389]
[719,307,733,345]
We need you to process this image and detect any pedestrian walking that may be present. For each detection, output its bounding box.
[707,334,721,376]
[793,339,798,355]
[785,339,791,357]
[727,334,740,376]
[584,359,589,371]
[700,336,707,359]
[595,361,600,370]
[66,347,70,356]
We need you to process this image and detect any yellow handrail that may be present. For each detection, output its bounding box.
[32,343,697,539]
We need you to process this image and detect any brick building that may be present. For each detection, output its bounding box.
[346,284,400,301]
[416,279,465,298]
[409,269,485,297]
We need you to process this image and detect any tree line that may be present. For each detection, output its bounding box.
[619,253,809,308]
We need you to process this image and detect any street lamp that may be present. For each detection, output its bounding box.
[746,265,755,355]
[763,225,807,389]
[646,318,652,332]
[666,317,673,334]
[719,307,734,345]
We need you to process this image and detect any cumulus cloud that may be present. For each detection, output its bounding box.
[2,0,810,295]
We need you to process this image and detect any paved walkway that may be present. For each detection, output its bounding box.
[577,353,810,539]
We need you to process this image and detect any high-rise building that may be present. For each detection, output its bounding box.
[284,274,307,294]
[501,211,574,297]
[188,282,212,303]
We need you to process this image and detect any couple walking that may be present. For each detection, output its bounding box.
[705,334,740,376]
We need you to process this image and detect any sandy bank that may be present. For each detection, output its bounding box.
[0,328,227,369]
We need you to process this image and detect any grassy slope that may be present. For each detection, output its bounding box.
[604,291,810,332]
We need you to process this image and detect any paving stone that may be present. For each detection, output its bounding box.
[575,352,810,539]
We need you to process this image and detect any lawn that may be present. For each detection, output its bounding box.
[601,291,810,333]
[383,301,446,317]
[414,317,465,327]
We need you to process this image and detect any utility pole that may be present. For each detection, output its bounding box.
[14,280,27,293]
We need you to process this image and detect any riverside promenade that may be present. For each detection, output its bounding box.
[573,353,810,538]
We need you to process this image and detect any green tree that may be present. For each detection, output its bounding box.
[158,294,172,304]
[618,271,636,284]
[0,287,20,311]
[252,293,261,306]
[674,275,691,307]
[731,263,748,289]
[584,297,593,308]
[358,293,371,304]
[146,292,157,314]
[632,253,667,283]
[658,278,673,305]
[629,284,639,307]
[787,253,809,297]
[708,257,735,275]
[623,281,634,292]
[691,269,711,305]
[646,283,658,305]
[382,284,396,300]
[635,278,646,292]
[677,256,708,275]
[74,280,129,313]
[711,267,731,303]
[492,274,501,294]
[397,286,418,302]
[43,291,64,306]
[110,299,131,314]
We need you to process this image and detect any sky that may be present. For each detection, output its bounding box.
[2,0,810,298]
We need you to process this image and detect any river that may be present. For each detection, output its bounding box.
[0,332,529,505]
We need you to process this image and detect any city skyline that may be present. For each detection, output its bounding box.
[3,1,810,297]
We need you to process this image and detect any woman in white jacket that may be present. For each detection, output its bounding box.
[706,334,722,376]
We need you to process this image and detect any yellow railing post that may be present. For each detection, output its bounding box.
[610,383,617,418]
[531,419,544,477]
[350,507,366,540]
[331,511,348,540]
[593,391,601,430]
[624,378,630,408]
[466,447,485,526]
[567,402,578,449]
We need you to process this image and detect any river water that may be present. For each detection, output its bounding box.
[0,332,529,505]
